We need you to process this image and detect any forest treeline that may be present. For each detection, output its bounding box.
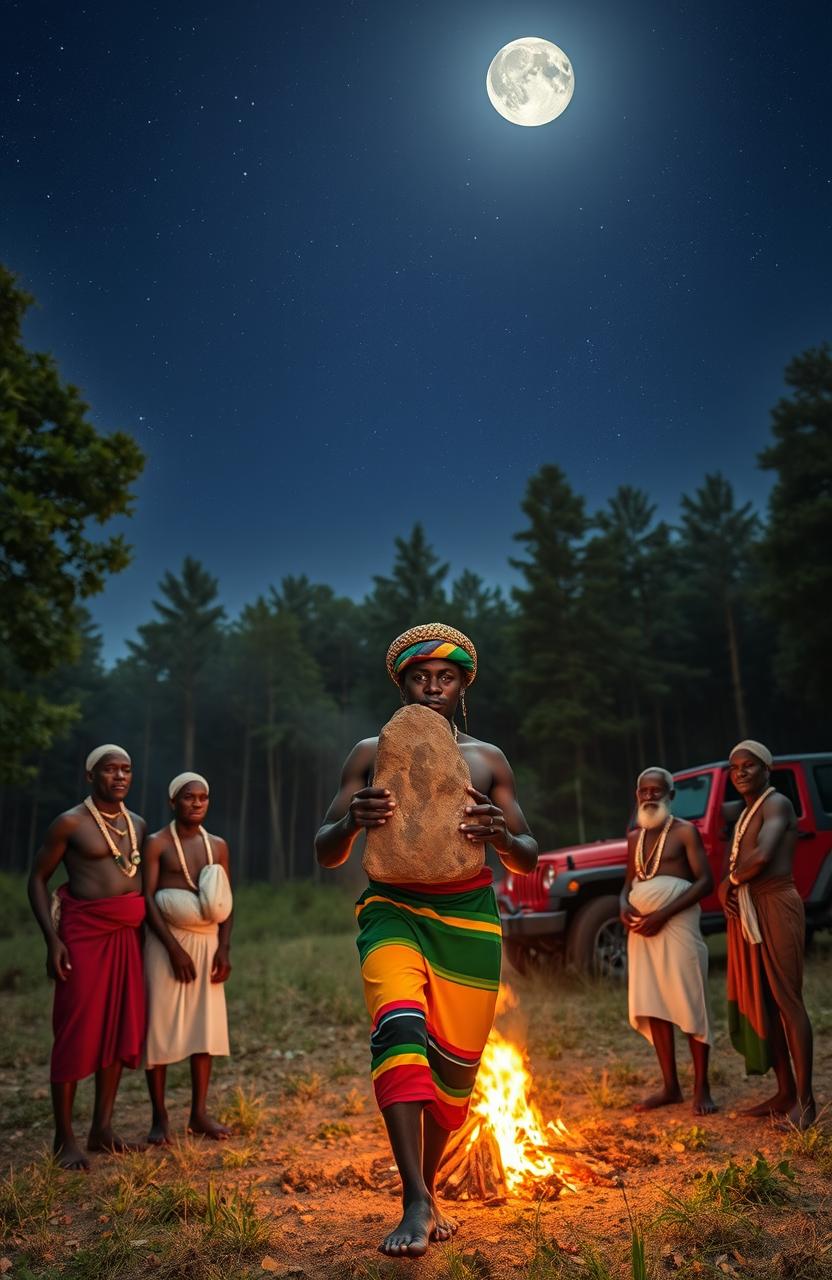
[2,265,831,879]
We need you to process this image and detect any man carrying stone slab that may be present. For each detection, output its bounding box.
[315,623,538,1258]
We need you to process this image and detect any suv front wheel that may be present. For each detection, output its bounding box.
[566,895,628,980]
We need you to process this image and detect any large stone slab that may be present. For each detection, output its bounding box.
[363,703,484,884]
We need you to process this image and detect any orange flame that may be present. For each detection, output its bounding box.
[471,1026,579,1194]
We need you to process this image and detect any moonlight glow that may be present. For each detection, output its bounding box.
[486,37,574,127]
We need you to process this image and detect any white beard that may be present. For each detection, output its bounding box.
[638,800,670,830]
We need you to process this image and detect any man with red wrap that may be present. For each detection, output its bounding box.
[28,744,147,1169]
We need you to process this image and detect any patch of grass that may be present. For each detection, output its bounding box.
[664,1125,711,1152]
[165,1133,212,1175]
[610,1062,646,1088]
[220,1083,270,1135]
[330,1055,360,1081]
[576,1243,615,1280]
[146,1176,208,1223]
[342,1086,366,1115]
[576,1067,627,1109]
[204,1179,270,1254]
[0,1156,74,1240]
[696,1155,796,1209]
[283,1069,324,1100]
[64,1221,135,1279]
[316,1119,353,1141]
[782,1116,832,1174]
[221,1142,260,1169]
[622,1188,649,1280]
[233,880,356,942]
[655,1191,761,1260]
[438,1243,494,1278]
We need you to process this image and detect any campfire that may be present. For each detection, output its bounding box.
[435,1026,591,1203]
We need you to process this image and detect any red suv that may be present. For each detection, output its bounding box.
[497,753,832,978]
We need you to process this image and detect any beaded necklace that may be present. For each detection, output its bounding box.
[84,796,140,876]
[729,786,775,878]
[169,821,213,892]
[634,815,674,881]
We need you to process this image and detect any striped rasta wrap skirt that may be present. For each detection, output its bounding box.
[355,868,502,1131]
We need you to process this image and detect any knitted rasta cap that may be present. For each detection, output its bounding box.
[386,622,477,686]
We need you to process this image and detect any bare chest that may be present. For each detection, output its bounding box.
[634,827,691,880]
[157,833,214,891]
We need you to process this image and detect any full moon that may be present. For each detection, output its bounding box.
[486,37,574,127]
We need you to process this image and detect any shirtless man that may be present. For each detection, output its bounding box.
[27,744,147,1170]
[719,740,815,1128]
[316,624,537,1258]
[620,767,716,1114]
[143,772,233,1144]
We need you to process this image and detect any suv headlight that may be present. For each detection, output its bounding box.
[542,865,557,891]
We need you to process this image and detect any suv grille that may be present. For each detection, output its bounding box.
[511,865,548,911]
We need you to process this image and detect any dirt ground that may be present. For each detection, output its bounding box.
[1,890,831,1279]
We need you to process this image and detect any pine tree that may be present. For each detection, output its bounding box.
[129,558,225,768]
[678,474,758,740]
[511,465,617,842]
[758,344,832,704]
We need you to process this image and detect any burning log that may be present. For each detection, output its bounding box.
[435,1027,611,1202]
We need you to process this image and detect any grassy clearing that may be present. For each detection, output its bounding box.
[2,872,831,1279]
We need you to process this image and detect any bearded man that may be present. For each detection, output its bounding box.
[620,766,716,1114]
[720,740,815,1128]
[315,623,537,1258]
[27,744,147,1169]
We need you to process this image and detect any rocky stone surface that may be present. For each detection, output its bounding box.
[363,703,483,883]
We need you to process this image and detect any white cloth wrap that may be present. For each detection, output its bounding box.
[627,875,713,1046]
[145,886,230,1067]
[198,862,233,923]
[736,883,762,944]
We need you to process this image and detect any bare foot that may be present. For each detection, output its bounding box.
[54,1138,90,1171]
[147,1115,172,1146]
[429,1197,457,1242]
[380,1198,435,1256]
[87,1127,145,1154]
[188,1113,231,1140]
[693,1088,719,1116]
[740,1091,795,1118]
[634,1085,683,1111]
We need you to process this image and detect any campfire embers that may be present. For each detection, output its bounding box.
[435,1029,599,1203]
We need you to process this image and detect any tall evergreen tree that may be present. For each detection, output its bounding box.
[511,465,616,842]
[129,558,225,768]
[759,344,832,705]
[0,264,144,780]
[588,486,678,769]
[678,474,758,740]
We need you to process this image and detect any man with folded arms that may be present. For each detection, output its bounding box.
[28,744,147,1170]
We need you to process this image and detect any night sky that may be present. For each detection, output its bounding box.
[3,0,829,660]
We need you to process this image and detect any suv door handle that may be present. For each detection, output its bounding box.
[797,831,816,840]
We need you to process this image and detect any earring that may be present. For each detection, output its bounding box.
[460,688,468,734]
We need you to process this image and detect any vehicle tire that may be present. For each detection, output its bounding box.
[503,939,559,977]
[566,895,628,980]
[504,940,532,975]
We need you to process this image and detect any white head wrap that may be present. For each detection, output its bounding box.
[636,766,674,793]
[86,743,131,773]
[729,739,773,768]
[169,771,210,800]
